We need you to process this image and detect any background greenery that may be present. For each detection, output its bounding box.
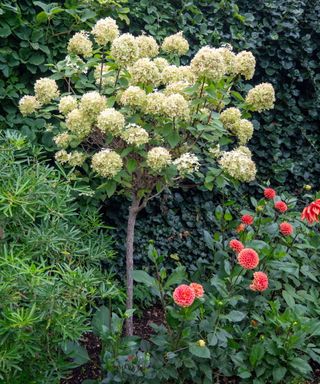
[1,0,319,264]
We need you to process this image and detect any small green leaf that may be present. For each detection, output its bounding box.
[189,343,211,359]
[250,343,265,367]
[289,358,312,376]
[272,366,287,383]
[282,291,295,307]
[127,158,137,173]
[164,266,186,290]
[226,310,246,322]
[133,270,157,288]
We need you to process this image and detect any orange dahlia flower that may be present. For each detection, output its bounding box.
[173,284,195,307]
[301,199,320,224]
[189,283,204,298]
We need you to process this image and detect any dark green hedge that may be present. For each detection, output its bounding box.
[128,0,320,189]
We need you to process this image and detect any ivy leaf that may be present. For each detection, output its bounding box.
[0,23,11,37]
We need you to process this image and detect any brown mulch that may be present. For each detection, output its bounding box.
[60,307,320,384]
[61,333,102,384]
[133,304,165,339]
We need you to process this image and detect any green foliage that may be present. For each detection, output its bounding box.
[0,132,120,383]
[93,188,320,383]
[0,0,129,139]
[128,0,320,188]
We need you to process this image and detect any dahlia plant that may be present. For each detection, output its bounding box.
[19,18,275,334]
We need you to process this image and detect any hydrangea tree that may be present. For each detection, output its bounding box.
[19,17,275,335]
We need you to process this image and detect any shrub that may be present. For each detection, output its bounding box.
[18,15,278,333]
[0,132,120,383]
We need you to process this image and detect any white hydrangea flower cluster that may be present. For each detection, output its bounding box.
[68,151,86,167]
[245,83,275,112]
[191,47,225,81]
[91,149,123,178]
[53,132,71,149]
[110,33,139,66]
[217,46,236,74]
[147,147,172,172]
[219,147,256,182]
[92,17,119,45]
[67,31,93,58]
[136,35,159,58]
[79,91,107,116]
[120,86,146,108]
[153,57,169,71]
[19,96,40,116]
[220,107,241,129]
[161,32,189,56]
[97,108,125,135]
[232,119,254,145]
[164,81,190,97]
[235,51,256,80]
[144,92,166,115]
[55,149,86,166]
[59,95,77,115]
[162,93,189,120]
[161,65,195,85]
[34,78,60,104]
[65,109,92,138]
[129,58,161,86]
[220,107,254,145]
[121,124,149,146]
[174,153,200,175]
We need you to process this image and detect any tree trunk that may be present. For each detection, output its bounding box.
[125,196,140,336]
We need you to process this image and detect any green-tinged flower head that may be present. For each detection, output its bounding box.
[97,108,125,135]
[174,153,200,175]
[92,17,119,45]
[110,33,139,66]
[34,78,60,104]
[59,95,77,115]
[19,96,40,116]
[129,58,161,86]
[245,83,275,112]
[121,123,149,146]
[136,35,159,58]
[91,149,123,178]
[162,93,189,120]
[147,147,172,172]
[191,46,226,81]
[219,147,256,182]
[120,86,146,108]
[161,32,189,56]
[67,31,93,57]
